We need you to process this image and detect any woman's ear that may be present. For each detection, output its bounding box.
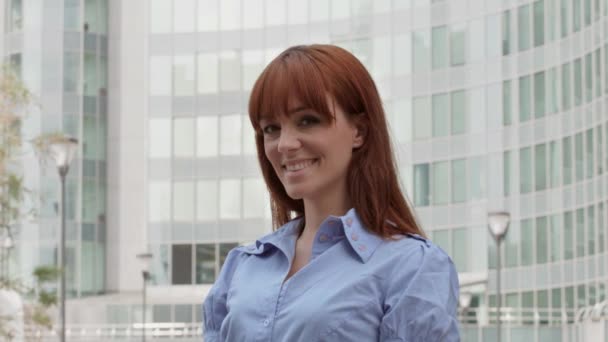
[352,119,367,148]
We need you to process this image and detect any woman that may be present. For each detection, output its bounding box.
[203,45,460,341]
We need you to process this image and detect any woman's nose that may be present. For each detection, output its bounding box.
[277,128,301,153]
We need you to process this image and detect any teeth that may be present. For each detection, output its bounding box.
[285,159,315,172]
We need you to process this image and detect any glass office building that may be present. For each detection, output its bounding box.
[3,0,608,340]
[2,0,107,298]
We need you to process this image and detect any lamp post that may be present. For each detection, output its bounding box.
[50,137,78,342]
[459,292,473,324]
[136,252,153,342]
[3,232,13,279]
[488,211,510,342]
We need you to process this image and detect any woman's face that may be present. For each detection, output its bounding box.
[260,98,363,202]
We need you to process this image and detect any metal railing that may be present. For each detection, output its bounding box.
[24,322,203,340]
[459,307,578,326]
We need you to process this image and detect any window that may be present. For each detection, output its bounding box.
[220,179,241,219]
[585,53,593,103]
[310,0,329,22]
[534,144,547,191]
[550,141,560,187]
[533,71,545,118]
[586,129,594,179]
[220,114,242,155]
[219,243,238,269]
[503,151,511,196]
[520,219,534,265]
[173,56,195,96]
[468,19,484,63]
[64,52,80,92]
[414,164,430,206]
[533,0,545,47]
[562,63,572,110]
[197,180,218,221]
[149,56,171,96]
[468,157,485,200]
[331,0,350,20]
[588,206,595,255]
[173,182,195,221]
[198,53,219,94]
[242,50,264,91]
[266,0,286,26]
[451,159,466,203]
[502,11,512,55]
[172,244,193,285]
[220,0,240,30]
[564,211,574,259]
[413,97,431,140]
[195,244,215,284]
[288,0,308,24]
[243,0,263,29]
[243,178,265,218]
[503,80,512,125]
[451,90,466,134]
[65,0,80,30]
[575,132,584,181]
[432,93,449,137]
[413,30,431,71]
[393,34,412,76]
[573,0,582,32]
[174,0,195,32]
[599,203,605,253]
[432,230,450,256]
[519,75,532,122]
[149,182,170,222]
[196,116,218,157]
[505,221,519,267]
[520,147,533,193]
[432,161,449,205]
[574,58,583,106]
[576,208,585,257]
[450,24,466,66]
[518,5,531,51]
[563,136,573,185]
[452,228,468,272]
[150,0,171,33]
[547,68,559,114]
[536,217,548,263]
[486,14,501,57]
[174,118,195,158]
[198,0,218,31]
[219,51,240,92]
[392,99,412,143]
[560,0,569,37]
[432,26,448,69]
[149,119,171,158]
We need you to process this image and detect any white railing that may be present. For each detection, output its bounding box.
[459,307,578,326]
[24,322,203,339]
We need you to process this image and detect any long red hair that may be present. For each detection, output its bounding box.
[248,44,425,238]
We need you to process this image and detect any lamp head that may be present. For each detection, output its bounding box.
[49,137,78,176]
[488,211,510,243]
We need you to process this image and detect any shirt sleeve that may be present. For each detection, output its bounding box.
[202,248,243,342]
[379,242,460,342]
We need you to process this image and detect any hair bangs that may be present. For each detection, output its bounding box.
[249,49,335,132]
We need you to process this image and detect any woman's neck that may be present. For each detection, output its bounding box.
[300,190,352,240]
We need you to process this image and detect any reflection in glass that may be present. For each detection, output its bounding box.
[196,244,215,284]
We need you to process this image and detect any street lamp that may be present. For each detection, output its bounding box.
[459,292,473,324]
[50,137,78,342]
[488,211,510,342]
[136,252,153,342]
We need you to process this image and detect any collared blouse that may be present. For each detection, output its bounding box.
[203,208,460,341]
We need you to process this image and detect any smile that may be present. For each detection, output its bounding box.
[282,159,318,172]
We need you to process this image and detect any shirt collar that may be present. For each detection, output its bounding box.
[241,208,384,263]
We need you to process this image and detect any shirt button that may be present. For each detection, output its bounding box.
[319,234,329,242]
[351,232,359,241]
[358,244,367,252]
[263,319,270,327]
[346,217,353,227]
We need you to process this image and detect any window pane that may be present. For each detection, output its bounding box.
[451,159,466,203]
[175,304,193,323]
[468,19,484,62]
[518,5,531,51]
[413,30,431,71]
[549,141,560,187]
[266,0,286,26]
[172,244,193,285]
[574,58,583,106]
[450,24,466,66]
[451,90,467,134]
[198,53,219,94]
[468,157,485,200]
[220,179,241,219]
[220,114,242,155]
[392,99,412,143]
[535,144,547,191]
[432,26,448,69]
[414,164,430,206]
[174,118,195,157]
[243,178,265,218]
[432,230,450,255]
[432,93,449,137]
[575,132,584,181]
[520,147,533,193]
[452,228,468,272]
[173,182,195,221]
[197,116,218,157]
[547,67,559,113]
[599,203,605,253]
[573,0,581,32]
[413,96,431,140]
[503,151,511,196]
[174,0,195,32]
[486,14,501,57]
[174,55,195,96]
[505,221,519,267]
[502,10,511,55]
[533,71,545,118]
[219,50,240,91]
[149,119,171,158]
[586,129,594,178]
[560,0,569,37]
[219,243,238,269]
[394,34,412,75]
[197,180,218,221]
[536,216,548,263]
[150,56,171,96]
[432,161,449,205]
[519,75,531,122]
[150,0,171,33]
[533,0,545,47]
[564,211,574,259]
[563,136,573,185]
[198,0,218,31]
[288,0,308,24]
[585,53,593,102]
[243,0,263,29]
[562,63,572,110]
[576,208,585,257]
[588,206,595,255]
[242,50,264,91]
[195,244,215,284]
[220,0,240,30]
[503,80,512,125]
[64,52,80,92]
[521,219,534,265]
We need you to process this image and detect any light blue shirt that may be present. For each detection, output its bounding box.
[203,208,460,341]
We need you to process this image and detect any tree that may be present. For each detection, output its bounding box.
[0,64,68,340]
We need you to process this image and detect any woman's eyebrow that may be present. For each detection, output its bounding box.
[287,106,308,114]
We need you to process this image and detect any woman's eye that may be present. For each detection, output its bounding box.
[262,125,279,135]
[300,116,320,126]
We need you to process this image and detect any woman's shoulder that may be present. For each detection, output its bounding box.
[380,233,455,273]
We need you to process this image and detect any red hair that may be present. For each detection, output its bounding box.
[248,44,425,238]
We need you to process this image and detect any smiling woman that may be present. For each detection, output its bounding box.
[202,45,460,342]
